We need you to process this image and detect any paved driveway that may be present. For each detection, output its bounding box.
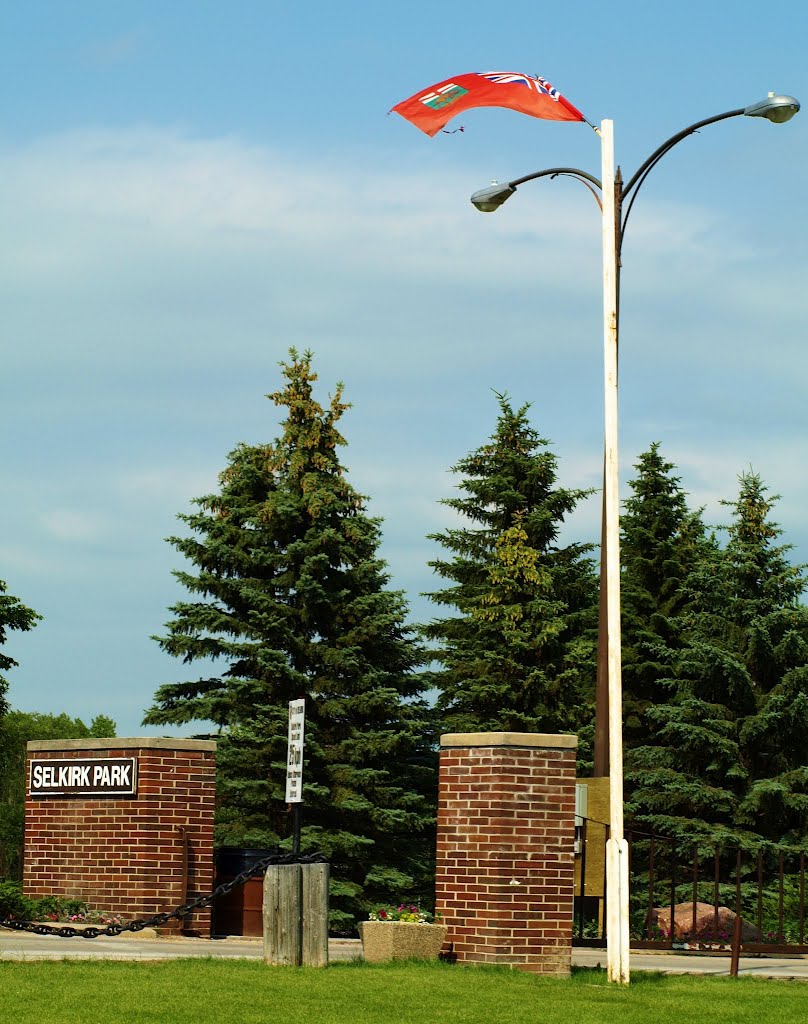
[0,932,361,963]
[572,947,808,980]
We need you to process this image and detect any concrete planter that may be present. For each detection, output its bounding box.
[359,921,448,962]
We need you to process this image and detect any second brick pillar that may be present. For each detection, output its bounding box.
[435,731,577,975]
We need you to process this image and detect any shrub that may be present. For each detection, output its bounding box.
[0,880,39,921]
[0,883,103,923]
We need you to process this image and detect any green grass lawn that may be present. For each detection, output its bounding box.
[0,959,803,1024]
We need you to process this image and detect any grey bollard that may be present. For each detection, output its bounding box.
[263,862,330,967]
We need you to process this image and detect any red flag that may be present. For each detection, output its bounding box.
[391,71,585,137]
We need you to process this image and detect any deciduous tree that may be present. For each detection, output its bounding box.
[0,712,115,879]
[0,581,41,720]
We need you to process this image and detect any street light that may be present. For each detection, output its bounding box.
[472,94,799,212]
[470,94,799,985]
[470,181,516,211]
[470,168,603,212]
[744,93,801,122]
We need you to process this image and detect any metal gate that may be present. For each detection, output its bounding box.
[574,817,808,955]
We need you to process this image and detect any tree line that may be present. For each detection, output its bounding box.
[0,712,116,878]
[2,349,807,930]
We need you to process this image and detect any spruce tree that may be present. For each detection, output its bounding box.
[626,549,751,849]
[144,351,433,931]
[619,444,711,751]
[725,474,808,847]
[424,395,597,741]
[628,471,808,851]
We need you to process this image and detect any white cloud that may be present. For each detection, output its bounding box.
[113,466,221,506]
[38,508,109,543]
[0,126,680,304]
[1,122,806,734]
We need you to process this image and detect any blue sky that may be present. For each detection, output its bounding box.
[2,2,807,736]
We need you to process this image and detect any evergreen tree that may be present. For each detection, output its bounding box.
[0,580,41,720]
[143,351,433,931]
[628,471,808,851]
[619,444,711,751]
[424,395,597,741]
[725,475,808,847]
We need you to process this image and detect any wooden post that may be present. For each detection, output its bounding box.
[730,915,743,977]
[263,862,330,967]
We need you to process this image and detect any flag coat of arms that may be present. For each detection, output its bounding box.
[391,71,585,137]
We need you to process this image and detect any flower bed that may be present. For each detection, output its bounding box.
[368,904,434,924]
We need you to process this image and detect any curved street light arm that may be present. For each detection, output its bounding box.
[619,109,745,252]
[621,107,745,199]
[508,166,602,191]
[477,99,795,231]
[471,167,602,213]
[548,172,603,210]
[619,147,676,244]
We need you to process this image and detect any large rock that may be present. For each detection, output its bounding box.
[647,902,761,943]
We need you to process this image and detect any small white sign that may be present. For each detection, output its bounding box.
[285,698,305,803]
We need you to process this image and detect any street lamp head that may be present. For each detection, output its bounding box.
[744,93,800,123]
[470,181,516,212]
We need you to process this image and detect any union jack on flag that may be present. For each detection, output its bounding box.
[480,72,563,102]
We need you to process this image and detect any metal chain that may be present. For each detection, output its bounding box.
[0,850,326,939]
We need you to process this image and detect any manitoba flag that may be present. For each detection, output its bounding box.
[391,71,585,137]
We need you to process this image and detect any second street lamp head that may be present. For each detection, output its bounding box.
[470,181,516,212]
[744,93,800,123]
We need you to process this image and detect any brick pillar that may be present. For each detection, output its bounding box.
[435,732,577,975]
[24,737,216,935]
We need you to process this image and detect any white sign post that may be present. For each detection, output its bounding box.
[285,699,305,804]
[285,699,305,856]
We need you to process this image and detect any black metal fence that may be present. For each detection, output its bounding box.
[573,817,808,954]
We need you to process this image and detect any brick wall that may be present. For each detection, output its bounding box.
[435,732,577,975]
[24,738,216,935]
